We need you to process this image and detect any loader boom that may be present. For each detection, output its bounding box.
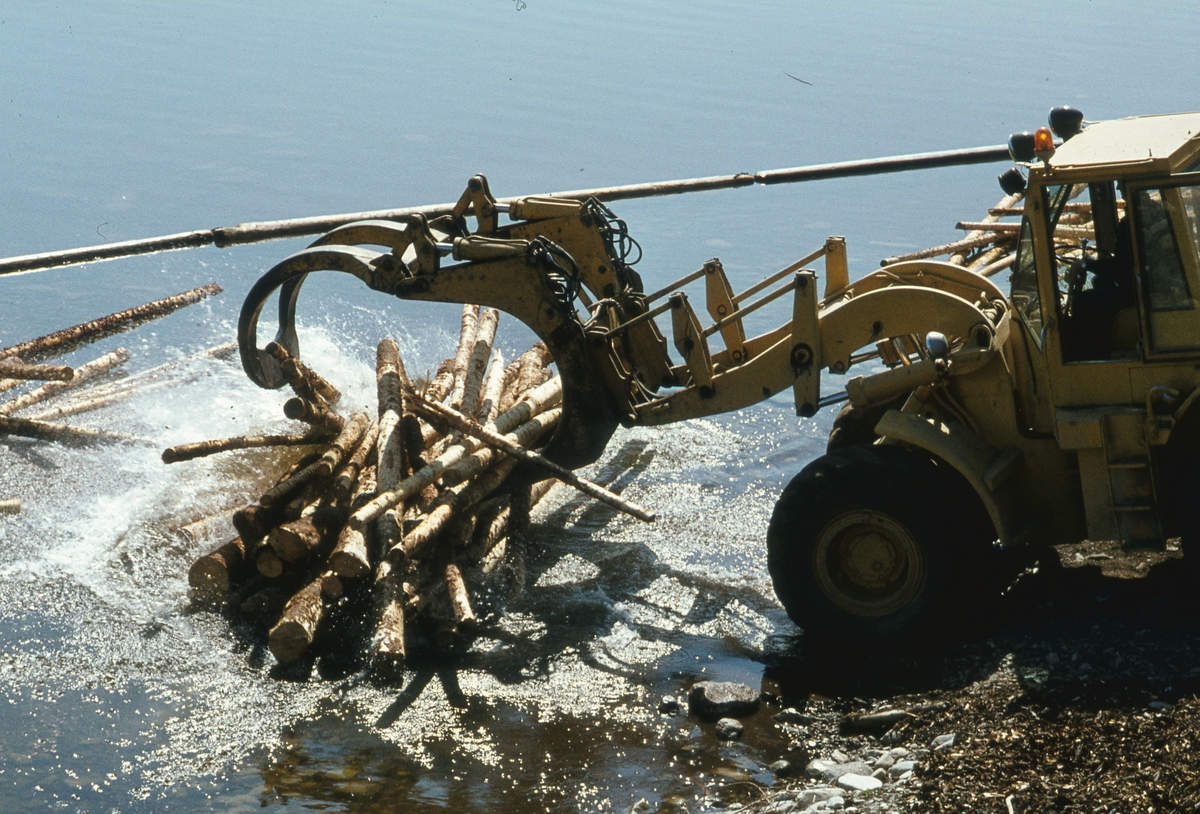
[239,174,1008,472]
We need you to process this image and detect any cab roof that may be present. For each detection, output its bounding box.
[1046,112,1200,174]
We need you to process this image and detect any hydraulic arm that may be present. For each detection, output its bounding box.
[239,175,1010,469]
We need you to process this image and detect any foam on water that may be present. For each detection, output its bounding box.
[0,298,818,810]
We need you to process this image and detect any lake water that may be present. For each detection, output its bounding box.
[2,1,1198,811]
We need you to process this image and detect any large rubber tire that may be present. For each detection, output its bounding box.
[826,394,907,453]
[1178,459,1200,577]
[767,444,990,643]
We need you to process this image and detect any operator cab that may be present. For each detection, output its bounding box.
[1007,111,1200,365]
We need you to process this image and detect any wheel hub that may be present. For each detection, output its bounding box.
[813,510,925,618]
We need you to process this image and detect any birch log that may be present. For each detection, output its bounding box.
[163,430,333,463]
[316,412,369,477]
[0,415,134,445]
[0,358,74,382]
[370,571,407,677]
[268,572,339,663]
[333,419,378,502]
[0,283,222,362]
[448,304,481,410]
[335,376,563,559]
[0,349,131,417]
[457,308,498,417]
[413,396,655,522]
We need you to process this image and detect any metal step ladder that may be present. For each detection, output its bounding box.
[1102,411,1164,549]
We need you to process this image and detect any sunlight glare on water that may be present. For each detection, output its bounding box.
[2,0,1199,810]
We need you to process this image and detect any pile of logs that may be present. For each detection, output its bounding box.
[881,186,1109,276]
[0,283,225,511]
[881,191,1026,276]
[179,305,653,675]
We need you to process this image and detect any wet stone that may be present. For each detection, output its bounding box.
[806,759,873,784]
[837,773,883,792]
[688,680,760,719]
[795,787,841,807]
[771,759,794,777]
[658,695,682,714]
[715,717,744,740]
[774,707,815,725]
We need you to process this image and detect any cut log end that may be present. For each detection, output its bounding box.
[187,537,248,592]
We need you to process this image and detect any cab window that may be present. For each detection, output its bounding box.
[1132,184,1200,352]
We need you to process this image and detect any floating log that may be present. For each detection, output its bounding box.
[0,348,131,417]
[0,498,20,515]
[0,283,222,362]
[0,358,74,383]
[26,384,139,422]
[51,341,236,405]
[162,430,333,464]
[188,537,250,592]
[0,415,134,445]
[176,508,237,544]
[413,396,656,522]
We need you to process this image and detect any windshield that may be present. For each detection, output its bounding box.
[1009,217,1042,346]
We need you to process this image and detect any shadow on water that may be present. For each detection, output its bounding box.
[189,436,800,812]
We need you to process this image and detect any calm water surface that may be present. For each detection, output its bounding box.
[2,1,1198,811]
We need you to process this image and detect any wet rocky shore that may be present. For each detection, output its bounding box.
[654,545,1200,814]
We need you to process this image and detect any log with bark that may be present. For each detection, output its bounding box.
[175,310,659,676]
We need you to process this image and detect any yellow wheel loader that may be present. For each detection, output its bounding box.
[238,110,1200,642]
